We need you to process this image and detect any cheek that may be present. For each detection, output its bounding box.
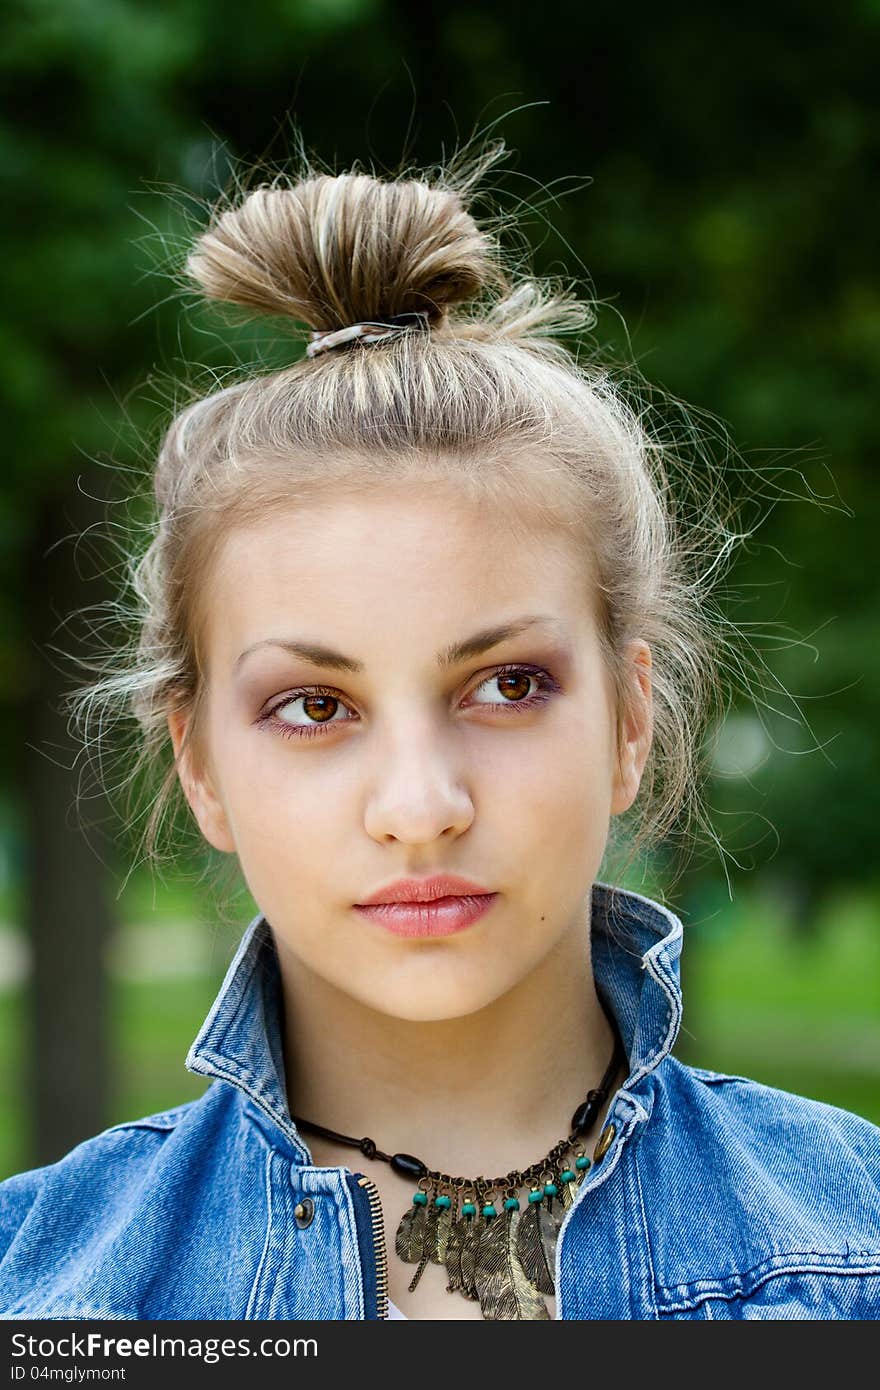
[472,741,602,974]
[212,724,344,865]
[481,708,611,807]
[496,717,613,871]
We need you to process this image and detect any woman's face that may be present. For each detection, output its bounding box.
[170,477,652,1022]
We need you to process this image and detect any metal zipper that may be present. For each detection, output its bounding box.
[355,1173,390,1320]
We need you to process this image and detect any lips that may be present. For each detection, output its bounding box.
[354,874,498,938]
[355,874,495,906]
[353,893,498,938]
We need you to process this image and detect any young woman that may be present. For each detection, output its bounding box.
[1,142,878,1321]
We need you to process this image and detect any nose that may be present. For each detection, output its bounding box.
[362,720,475,845]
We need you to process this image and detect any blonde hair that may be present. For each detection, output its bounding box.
[64,136,774,901]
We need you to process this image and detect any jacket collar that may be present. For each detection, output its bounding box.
[185,880,684,1162]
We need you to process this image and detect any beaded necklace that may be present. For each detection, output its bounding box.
[292,1018,625,1319]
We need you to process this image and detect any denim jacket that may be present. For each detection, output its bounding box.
[1,881,879,1320]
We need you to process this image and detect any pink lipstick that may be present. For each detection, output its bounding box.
[353,874,499,938]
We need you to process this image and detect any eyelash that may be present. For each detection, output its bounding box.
[256,664,562,742]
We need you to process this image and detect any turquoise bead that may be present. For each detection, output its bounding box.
[503,1197,520,1210]
[461,1202,476,1216]
[575,1155,591,1170]
[560,1168,575,1181]
[482,1203,497,1218]
[412,1191,428,1205]
[543,1182,558,1197]
[434,1194,452,1208]
[527,1189,544,1203]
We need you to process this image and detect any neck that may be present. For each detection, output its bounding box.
[276,909,622,1180]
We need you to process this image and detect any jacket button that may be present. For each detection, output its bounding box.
[293,1198,315,1228]
[593,1123,616,1163]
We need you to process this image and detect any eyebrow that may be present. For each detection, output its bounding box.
[233,615,563,676]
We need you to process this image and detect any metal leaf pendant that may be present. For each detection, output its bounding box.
[558,1163,589,1211]
[515,1200,559,1294]
[395,1200,427,1262]
[473,1208,551,1320]
[444,1211,476,1295]
[558,1177,577,1211]
[547,1191,567,1234]
[430,1202,454,1264]
[542,1200,563,1273]
[407,1204,439,1291]
[458,1212,483,1300]
[395,1200,439,1291]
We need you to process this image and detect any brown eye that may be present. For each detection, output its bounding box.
[469,670,538,705]
[260,665,560,743]
[275,692,351,728]
[496,672,533,701]
[302,695,337,722]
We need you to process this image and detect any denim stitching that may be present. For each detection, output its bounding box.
[336,1172,364,1319]
[557,1102,645,1317]
[624,941,681,1091]
[185,914,263,1069]
[194,935,262,1064]
[659,1252,880,1311]
[633,1144,660,1319]
[580,1102,644,1198]
[187,918,315,1163]
[244,1147,275,1319]
[186,1053,310,1163]
[1,1308,133,1321]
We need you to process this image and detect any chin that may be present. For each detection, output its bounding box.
[360,975,519,1024]
[381,1000,490,1024]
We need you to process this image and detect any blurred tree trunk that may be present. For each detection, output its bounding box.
[21,474,116,1167]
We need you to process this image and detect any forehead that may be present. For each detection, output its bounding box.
[202,481,596,674]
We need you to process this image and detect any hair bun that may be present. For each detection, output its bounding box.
[185,170,510,336]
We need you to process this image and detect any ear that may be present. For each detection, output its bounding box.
[166,707,236,854]
[610,640,654,817]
